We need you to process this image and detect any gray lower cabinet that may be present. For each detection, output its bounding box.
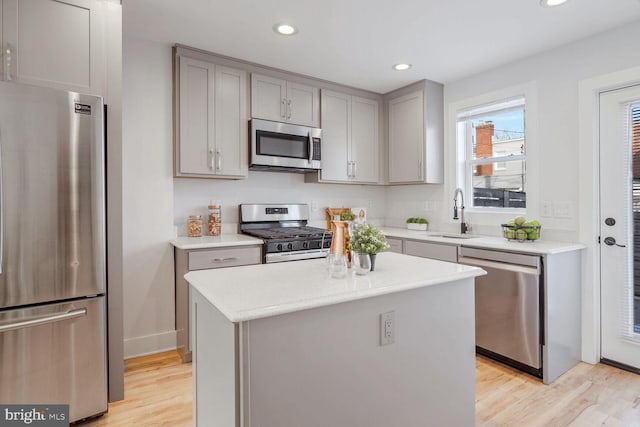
[175,245,261,362]
[404,239,458,263]
[386,237,404,254]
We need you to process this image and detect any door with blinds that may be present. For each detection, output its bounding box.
[600,84,640,370]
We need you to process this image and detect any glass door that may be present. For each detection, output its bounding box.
[599,84,640,370]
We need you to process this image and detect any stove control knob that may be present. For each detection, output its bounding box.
[277,244,283,251]
[302,242,308,249]
[287,243,293,250]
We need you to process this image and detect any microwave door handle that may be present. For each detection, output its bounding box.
[308,132,313,164]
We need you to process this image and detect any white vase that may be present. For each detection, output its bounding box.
[407,223,428,231]
[353,252,371,275]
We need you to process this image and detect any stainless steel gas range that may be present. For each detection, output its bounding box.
[239,203,331,263]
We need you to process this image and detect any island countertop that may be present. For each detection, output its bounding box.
[185,252,485,322]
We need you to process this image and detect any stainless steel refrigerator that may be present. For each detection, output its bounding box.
[0,81,107,422]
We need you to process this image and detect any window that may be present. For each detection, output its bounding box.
[457,96,526,209]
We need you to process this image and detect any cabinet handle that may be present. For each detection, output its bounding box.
[352,161,357,178]
[347,161,352,178]
[209,148,215,170]
[4,46,12,81]
[211,257,238,262]
[216,149,222,171]
[287,99,292,120]
[281,98,286,118]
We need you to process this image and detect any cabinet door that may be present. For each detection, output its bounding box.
[251,73,286,122]
[351,96,379,183]
[0,3,3,82]
[319,90,350,181]
[404,240,458,263]
[178,56,215,176]
[287,81,319,127]
[214,65,248,177]
[388,90,425,183]
[386,237,404,254]
[2,0,104,94]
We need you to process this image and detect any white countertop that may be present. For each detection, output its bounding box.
[170,234,263,250]
[380,227,585,255]
[185,252,485,322]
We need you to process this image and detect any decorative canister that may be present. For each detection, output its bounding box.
[207,203,221,236]
[187,215,203,237]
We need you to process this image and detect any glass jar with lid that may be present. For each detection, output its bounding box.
[207,203,221,236]
[187,215,203,237]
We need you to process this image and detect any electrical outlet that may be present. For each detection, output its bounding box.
[554,201,572,219]
[311,201,318,212]
[380,311,395,346]
[541,201,553,218]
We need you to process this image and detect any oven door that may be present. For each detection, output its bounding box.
[265,249,329,264]
[250,119,321,171]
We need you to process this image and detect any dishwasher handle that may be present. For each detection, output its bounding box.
[458,256,540,276]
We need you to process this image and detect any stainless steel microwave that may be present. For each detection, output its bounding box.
[249,119,322,173]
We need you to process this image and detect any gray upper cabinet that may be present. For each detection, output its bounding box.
[317,89,379,184]
[387,81,443,184]
[351,95,379,183]
[175,55,248,179]
[251,73,319,127]
[1,0,105,95]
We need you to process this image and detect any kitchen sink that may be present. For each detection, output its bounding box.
[427,233,479,239]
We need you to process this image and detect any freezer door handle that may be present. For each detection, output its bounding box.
[0,125,3,275]
[0,308,87,333]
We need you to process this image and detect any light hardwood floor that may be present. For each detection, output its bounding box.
[80,351,640,426]
[78,351,192,427]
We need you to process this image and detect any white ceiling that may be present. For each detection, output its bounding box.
[124,0,640,93]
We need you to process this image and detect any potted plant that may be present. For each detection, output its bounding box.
[406,217,429,231]
[350,224,389,271]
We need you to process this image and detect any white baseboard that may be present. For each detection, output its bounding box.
[124,330,177,359]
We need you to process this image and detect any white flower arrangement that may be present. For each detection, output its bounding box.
[350,224,389,254]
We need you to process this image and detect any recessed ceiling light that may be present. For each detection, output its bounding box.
[393,63,412,71]
[273,23,298,36]
[540,0,569,7]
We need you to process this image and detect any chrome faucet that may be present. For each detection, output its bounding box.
[453,188,469,234]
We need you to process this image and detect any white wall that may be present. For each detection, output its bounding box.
[122,38,176,357]
[174,174,385,234]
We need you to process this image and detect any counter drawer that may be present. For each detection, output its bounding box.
[386,237,404,254]
[188,246,261,270]
[404,240,458,263]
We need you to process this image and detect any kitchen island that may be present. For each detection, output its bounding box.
[186,252,485,427]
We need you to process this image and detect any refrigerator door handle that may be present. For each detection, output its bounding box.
[0,308,87,333]
[0,127,3,275]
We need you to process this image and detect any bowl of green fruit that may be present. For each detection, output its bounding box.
[501,217,541,242]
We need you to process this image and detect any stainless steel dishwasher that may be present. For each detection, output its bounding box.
[458,247,543,378]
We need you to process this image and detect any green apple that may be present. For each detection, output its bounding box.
[506,229,516,239]
[527,230,540,240]
[515,229,527,241]
[514,216,526,226]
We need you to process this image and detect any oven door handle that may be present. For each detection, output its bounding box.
[458,256,539,276]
